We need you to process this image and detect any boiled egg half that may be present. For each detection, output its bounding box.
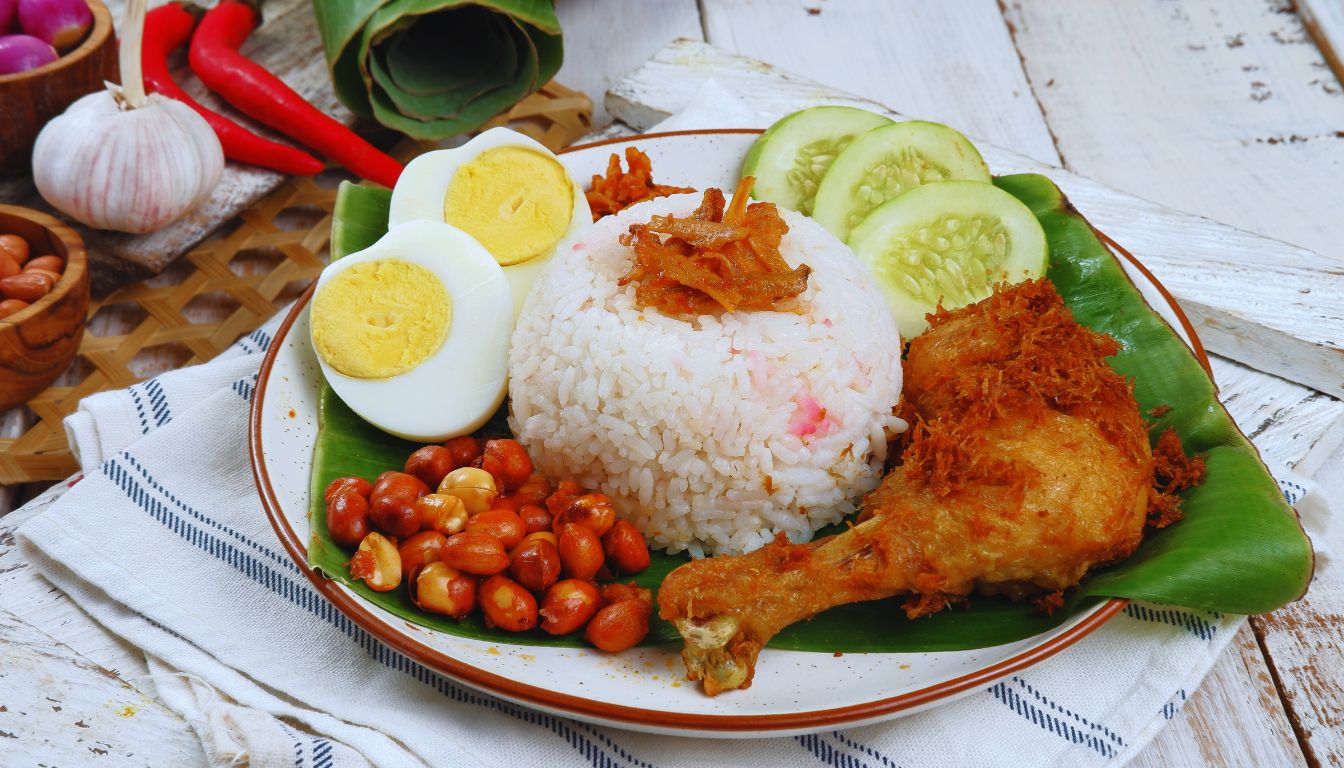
[388,127,591,316]
[309,220,514,441]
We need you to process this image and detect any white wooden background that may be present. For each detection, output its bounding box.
[2,1,1343,766]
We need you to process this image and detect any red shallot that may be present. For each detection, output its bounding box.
[17,0,90,53]
[0,32,54,74]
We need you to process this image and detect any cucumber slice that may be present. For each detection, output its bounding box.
[741,106,893,215]
[849,180,1047,337]
[812,121,991,242]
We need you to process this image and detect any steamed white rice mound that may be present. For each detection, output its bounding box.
[508,192,905,557]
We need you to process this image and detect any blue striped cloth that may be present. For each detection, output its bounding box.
[14,314,1314,768]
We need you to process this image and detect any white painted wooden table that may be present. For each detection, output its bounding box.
[3,1,1343,765]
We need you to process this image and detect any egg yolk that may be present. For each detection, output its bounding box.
[444,146,573,266]
[311,259,450,379]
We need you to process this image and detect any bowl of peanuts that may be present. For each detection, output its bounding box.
[0,204,89,410]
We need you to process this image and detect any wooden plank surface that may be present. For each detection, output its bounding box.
[1210,357,1344,476]
[1298,0,1344,85]
[699,0,1059,163]
[1001,0,1344,264]
[0,491,208,766]
[1129,624,1309,768]
[554,0,703,128]
[609,39,1344,402]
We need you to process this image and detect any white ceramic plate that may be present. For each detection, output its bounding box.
[250,130,1205,737]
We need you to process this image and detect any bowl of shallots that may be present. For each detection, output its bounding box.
[0,0,116,170]
[0,204,89,410]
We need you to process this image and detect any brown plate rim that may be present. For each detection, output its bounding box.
[249,128,1213,733]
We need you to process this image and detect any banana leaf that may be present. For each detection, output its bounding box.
[306,177,1314,652]
[311,0,561,139]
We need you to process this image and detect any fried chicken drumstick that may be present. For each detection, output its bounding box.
[658,278,1155,695]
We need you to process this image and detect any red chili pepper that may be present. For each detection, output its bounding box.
[188,1,403,189]
[141,2,323,176]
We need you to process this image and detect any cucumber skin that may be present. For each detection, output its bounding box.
[741,106,894,212]
[849,180,1048,337]
[811,120,992,242]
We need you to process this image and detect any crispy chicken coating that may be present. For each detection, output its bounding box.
[658,278,1156,695]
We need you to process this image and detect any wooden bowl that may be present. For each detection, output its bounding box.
[0,205,89,410]
[0,0,118,171]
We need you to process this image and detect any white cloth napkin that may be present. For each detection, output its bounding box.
[15,83,1334,768]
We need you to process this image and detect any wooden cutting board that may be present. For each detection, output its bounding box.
[0,0,346,294]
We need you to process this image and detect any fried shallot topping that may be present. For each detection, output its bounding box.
[586,147,695,220]
[618,177,812,315]
[900,278,1148,499]
[1147,428,1207,528]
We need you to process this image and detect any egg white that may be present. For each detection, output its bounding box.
[388,127,592,317]
[310,220,514,442]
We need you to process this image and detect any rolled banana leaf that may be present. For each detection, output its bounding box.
[306,177,1314,651]
[312,0,561,139]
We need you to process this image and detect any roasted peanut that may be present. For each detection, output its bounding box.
[481,439,533,492]
[443,435,482,468]
[557,523,603,580]
[404,445,455,490]
[22,255,63,274]
[439,531,509,575]
[466,508,526,550]
[0,298,28,319]
[349,532,401,592]
[554,494,616,537]
[479,575,538,632]
[544,480,584,517]
[412,562,477,618]
[478,453,505,495]
[369,471,428,537]
[600,582,653,606]
[324,475,373,505]
[398,531,448,580]
[0,234,28,266]
[489,495,520,513]
[602,520,651,575]
[326,491,371,548]
[539,579,600,636]
[371,471,428,502]
[436,467,498,515]
[584,599,651,652]
[415,493,468,536]
[0,272,52,302]
[512,474,552,507]
[517,503,552,535]
[370,495,420,538]
[516,531,558,550]
[509,537,561,593]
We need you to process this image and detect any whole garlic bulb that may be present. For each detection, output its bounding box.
[33,90,223,233]
[30,0,223,234]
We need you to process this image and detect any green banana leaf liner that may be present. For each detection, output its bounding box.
[307,176,1315,652]
[312,0,561,139]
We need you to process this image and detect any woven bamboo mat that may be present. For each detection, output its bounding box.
[0,82,592,484]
